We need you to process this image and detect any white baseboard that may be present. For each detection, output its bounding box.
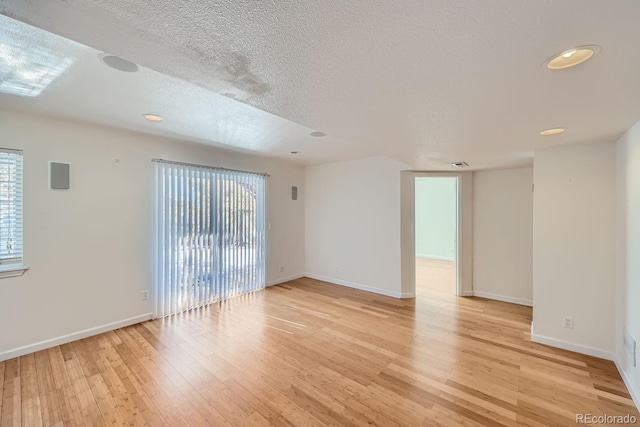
[530,332,614,361]
[304,273,409,298]
[471,290,533,307]
[460,290,474,297]
[0,313,153,362]
[267,274,304,287]
[614,358,640,410]
[416,254,454,261]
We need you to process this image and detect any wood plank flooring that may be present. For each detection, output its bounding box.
[1,258,637,426]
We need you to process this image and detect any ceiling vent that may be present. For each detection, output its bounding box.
[451,162,468,168]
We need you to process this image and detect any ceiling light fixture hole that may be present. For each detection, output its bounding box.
[310,131,326,137]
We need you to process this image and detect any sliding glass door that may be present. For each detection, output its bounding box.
[154,160,266,317]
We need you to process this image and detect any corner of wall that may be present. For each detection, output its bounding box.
[615,357,640,410]
[614,120,640,411]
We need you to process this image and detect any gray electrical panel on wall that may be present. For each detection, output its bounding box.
[50,162,70,190]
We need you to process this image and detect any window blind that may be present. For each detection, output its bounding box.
[154,160,266,317]
[0,148,23,266]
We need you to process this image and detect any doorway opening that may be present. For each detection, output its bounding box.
[414,176,459,297]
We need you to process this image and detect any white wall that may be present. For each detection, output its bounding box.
[415,178,456,260]
[473,168,533,306]
[0,110,305,359]
[616,120,640,405]
[532,141,616,359]
[305,156,410,297]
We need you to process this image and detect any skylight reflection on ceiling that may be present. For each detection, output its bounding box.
[0,16,73,97]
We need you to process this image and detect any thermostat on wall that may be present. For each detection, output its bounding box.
[50,162,70,190]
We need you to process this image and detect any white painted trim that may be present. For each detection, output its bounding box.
[472,290,533,307]
[615,358,640,410]
[415,254,454,261]
[460,290,473,297]
[530,332,614,361]
[267,274,304,287]
[0,265,28,279]
[304,273,407,298]
[0,313,153,362]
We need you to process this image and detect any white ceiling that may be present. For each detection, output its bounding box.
[1,1,640,170]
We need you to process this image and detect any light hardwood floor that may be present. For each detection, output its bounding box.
[415,256,456,295]
[1,259,637,426]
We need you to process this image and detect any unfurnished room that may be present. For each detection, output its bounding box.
[1,1,640,426]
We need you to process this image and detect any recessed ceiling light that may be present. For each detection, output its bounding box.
[310,131,326,137]
[540,127,565,136]
[291,151,299,154]
[99,53,139,73]
[545,45,600,70]
[143,114,163,122]
[451,162,468,168]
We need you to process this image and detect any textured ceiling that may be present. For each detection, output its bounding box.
[0,15,357,164]
[2,0,640,169]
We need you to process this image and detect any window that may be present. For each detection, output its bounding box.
[0,148,23,269]
[154,160,266,317]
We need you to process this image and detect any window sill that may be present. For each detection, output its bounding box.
[0,265,29,279]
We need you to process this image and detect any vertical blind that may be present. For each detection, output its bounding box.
[154,160,266,317]
[0,148,23,266]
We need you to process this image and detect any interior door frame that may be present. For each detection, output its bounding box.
[400,171,473,298]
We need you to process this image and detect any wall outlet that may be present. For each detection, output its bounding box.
[141,290,149,301]
[562,316,573,329]
[623,328,637,367]
[279,265,285,273]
